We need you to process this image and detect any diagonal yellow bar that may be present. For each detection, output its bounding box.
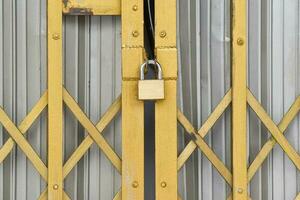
[63,88,122,172]
[247,89,300,170]
[248,96,300,181]
[0,91,48,163]
[112,190,121,200]
[63,95,122,177]
[0,107,47,181]
[37,95,122,200]
[178,110,232,186]
[227,95,300,200]
[177,141,197,171]
[199,89,232,138]
[177,89,232,170]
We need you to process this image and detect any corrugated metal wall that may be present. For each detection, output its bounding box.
[178,0,300,200]
[0,0,300,200]
[0,1,122,199]
[0,0,48,199]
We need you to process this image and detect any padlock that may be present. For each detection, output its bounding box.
[138,60,165,100]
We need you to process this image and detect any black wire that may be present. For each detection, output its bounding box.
[144,2,156,200]
[144,0,155,59]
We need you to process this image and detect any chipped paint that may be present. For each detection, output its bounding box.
[62,0,121,15]
[63,0,69,8]
[67,7,94,15]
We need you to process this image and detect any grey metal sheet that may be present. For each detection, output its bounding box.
[0,1,122,199]
[1,0,300,200]
[178,0,300,200]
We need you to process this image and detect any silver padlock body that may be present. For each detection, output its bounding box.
[138,80,165,100]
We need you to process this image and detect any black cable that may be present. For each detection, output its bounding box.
[144,0,155,59]
[144,1,156,200]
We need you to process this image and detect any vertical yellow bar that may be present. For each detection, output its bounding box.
[48,0,63,199]
[232,0,247,199]
[155,0,178,199]
[121,0,144,199]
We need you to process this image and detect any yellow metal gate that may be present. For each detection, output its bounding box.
[1,0,300,199]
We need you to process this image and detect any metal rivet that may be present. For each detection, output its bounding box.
[132,5,138,11]
[237,38,244,46]
[132,31,139,37]
[161,181,167,188]
[132,181,139,188]
[53,184,59,190]
[237,188,243,194]
[52,33,60,40]
[160,31,167,38]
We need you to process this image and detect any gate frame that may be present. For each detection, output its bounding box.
[121,0,145,199]
[48,1,63,199]
[231,0,247,199]
[47,0,145,199]
[155,0,178,199]
[0,0,299,199]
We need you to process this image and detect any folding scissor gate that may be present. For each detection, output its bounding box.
[0,0,176,199]
[1,0,300,200]
[48,0,146,199]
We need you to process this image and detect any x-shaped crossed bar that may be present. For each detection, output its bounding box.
[177,89,233,186]
[38,88,122,200]
[0,88,122,200]
[2,87,299,199]
[176,89,234,200]
[226,89,300,200]
[0,92,48,163]
[0,91,69,199]
[177,88,300,200]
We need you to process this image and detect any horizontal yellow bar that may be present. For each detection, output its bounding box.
[63,0,121,15]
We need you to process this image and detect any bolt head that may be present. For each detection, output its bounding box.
[132,31,139,37]
[159,31,167,38]
[161,181,167,188]
[52,33,60,40]
[132,5,138,11]
[132,181,139,188]
[53,184,59,190]
[237,188,243,193]
[237,38,244,46]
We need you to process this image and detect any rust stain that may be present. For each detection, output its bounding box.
[67,7,94,15]
[63,0,69,8]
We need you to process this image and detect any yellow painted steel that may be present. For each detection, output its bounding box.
[38,93,122,199]
[155,0,178,199]
[3,1,300,199]
[177,89,232,171]
[155,80,177,199]
[121,0,144,200]
[63,88,122,171]
[231,0,248,199]
[177,110,233,186]
[48,0,64,199]
[248,96,300,180]
[247,90,300,170]
[63,0,121,15]
[63,95,122,177]
[0,91,47,163]
[0,105,48,180]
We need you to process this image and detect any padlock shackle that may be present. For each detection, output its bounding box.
[140,60,163,80]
